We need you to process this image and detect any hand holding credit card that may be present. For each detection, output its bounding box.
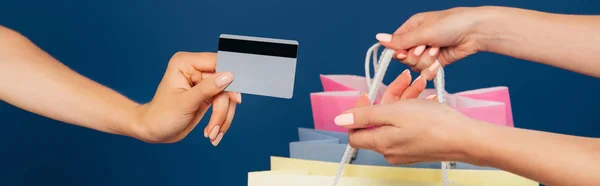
[216,34,299,99]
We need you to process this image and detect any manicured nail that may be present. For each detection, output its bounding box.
[413,75,427,86]
[414,75,422,82]
[215,72,233,87]
[237,92,242,104]
[429,47,439,56]
[425,94,436,99]
[414,45,426,56]
[396,53,407,59]
[334,113,354,126]
[212,132,224,146]
[403,69,411,79]
[209,125,220,140]
[204,131,208,138]
[428,62,440,72]
[376,33,392,42]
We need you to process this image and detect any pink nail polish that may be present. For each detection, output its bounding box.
[396,53,407,59]
[215,72,234,87]
[334,113,354,126]
[237,93,242,104]
[414,45,426,56]
[212,132,224,146]
[209,125,220,140]
[376,33,392,42]
[204,131,208,138]
[429,47,439,56]
[425,94,436,99]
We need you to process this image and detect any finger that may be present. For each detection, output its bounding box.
[212,99,237,146]
[184,72,233,108]
[378,27,434,51]
[421,59,442,81]
[199,73,241,104]
[205,92,229,140]
[398,47,420,68]
[380,69,411,104]
[348,128,376,150]
[354,93,371,108]
[334,104,397,129]
[414,47,440,80]
[171,52,217,72]
[400,75,427,100]
[348,126,391,151]
[424,94,437,101]
[228,91,242,104]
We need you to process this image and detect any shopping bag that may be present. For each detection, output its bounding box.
[248,169,471,186]
[263,156,538,186]
[289,128,495,170]
[311,74,513,133]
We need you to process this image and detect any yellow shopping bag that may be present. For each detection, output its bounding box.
[260,156,538,186]
[249,169,475,186]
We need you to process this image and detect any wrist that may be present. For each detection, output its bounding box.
[468,6,517,53]
[455,119,498,167]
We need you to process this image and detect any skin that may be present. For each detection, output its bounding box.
[336,6,600,186]
[0,25,239,146]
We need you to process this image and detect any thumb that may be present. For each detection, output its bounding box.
[334,104,397,129]
[378,27,434,51]
[185,72,234,106]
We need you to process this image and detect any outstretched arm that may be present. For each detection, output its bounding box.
[468,120,600,186]
[377,6,600,78]
[0,26,140,137]
[0,26,240,144]
[478,6,600,77]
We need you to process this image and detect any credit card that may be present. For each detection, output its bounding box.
[216,34,298,99]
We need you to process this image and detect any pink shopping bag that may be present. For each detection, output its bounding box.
[310,75,513,133]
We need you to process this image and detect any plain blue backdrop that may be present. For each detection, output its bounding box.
[0,0,598,185]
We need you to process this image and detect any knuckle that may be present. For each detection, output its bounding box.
[171,51,189,60]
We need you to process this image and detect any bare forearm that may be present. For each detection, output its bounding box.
[464,121,600,186]
[477,6,600,77]
[0,26,140,137]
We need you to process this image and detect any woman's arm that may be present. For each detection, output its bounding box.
[0,26,140,137]
[467,120,600,186]
[478,6,600,77]
[0,26,240,144]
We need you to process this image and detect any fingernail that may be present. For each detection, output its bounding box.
[209,125,220,140]
[334,113,354,126]
[215,72,233,87]
[360,93,368,98]
[428,62,440,72]
[396,53,407,59]
[403,69,411,79]
[414,45,426,56]
[212,132,224,146]
[414,75,422,82]
[413,75,427,86]
[429,47,439,56]
[425,94,436,99]
[204,131,208,138]
[237,92,242,104]
[376,33,392,42]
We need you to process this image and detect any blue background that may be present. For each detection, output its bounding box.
[0,0,598,186]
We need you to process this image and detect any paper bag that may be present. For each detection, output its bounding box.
[248,170,470,186]
[266,156,538,186]
[311,74,513,133]
[289,128,495,170]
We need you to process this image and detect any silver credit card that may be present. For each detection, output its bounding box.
[216,34,298,99]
